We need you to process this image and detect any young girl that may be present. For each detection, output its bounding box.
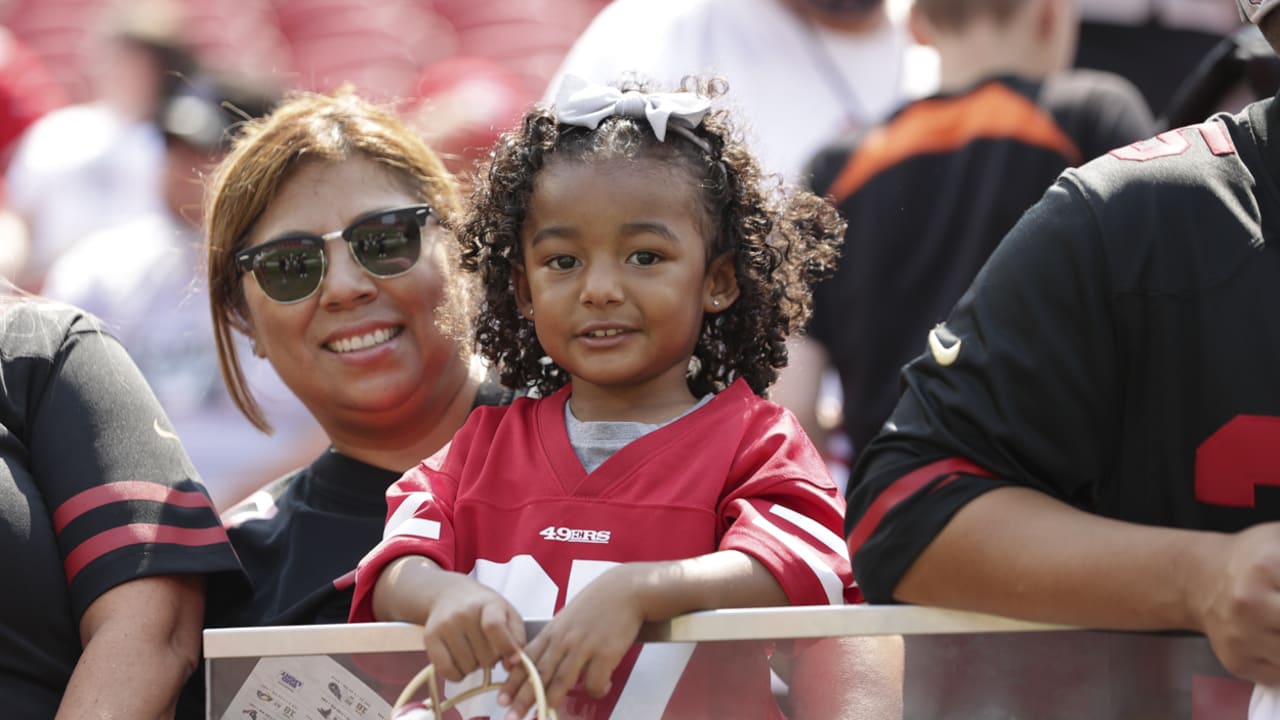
[350,74,851,719]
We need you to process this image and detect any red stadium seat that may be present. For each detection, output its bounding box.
[423,0,601,97]
[176,0,292,85]
[271,0,456,100]
[2,0,111,100]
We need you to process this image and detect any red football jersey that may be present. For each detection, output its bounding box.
[352,379,852,719]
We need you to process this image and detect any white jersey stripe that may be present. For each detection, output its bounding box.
[609,642,696,719]
[382,491,433,540]
[224,490,278,528]
[389,518,441,541]
[768,503,848,557]
[751,515,845,605]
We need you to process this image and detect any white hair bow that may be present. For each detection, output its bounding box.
[553,74,712,144]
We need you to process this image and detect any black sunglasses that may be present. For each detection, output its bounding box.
[236,205,433,303]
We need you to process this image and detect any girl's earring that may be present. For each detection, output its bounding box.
[712,299,721,308]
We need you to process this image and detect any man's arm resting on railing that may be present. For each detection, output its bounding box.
[894,485,1280,684]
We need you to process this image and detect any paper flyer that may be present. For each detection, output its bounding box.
[219,655,392,720]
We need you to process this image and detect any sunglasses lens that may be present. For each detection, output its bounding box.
[252,240,325,302]
[349,211,422,277]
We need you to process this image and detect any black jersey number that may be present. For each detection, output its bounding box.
[1195,415,1280,508]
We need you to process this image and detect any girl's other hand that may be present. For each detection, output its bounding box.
[499,564,646,718]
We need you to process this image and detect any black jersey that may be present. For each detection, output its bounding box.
[214,450,400,626]
[0,302,240,717]
[210,381,517,627]
[846,95,1280,603]
[806,73,1153,456]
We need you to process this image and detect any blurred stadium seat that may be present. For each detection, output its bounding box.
[1,0,610,107]
[424,0,603,96]
[271,0,456,100]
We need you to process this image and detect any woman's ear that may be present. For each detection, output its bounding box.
[233,314,268,358]
[703,252,740,313]
[511,262,535,320]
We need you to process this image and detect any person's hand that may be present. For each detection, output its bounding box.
[1194,522,1280,684]
[421,574,526,683]
[499,564,646,718]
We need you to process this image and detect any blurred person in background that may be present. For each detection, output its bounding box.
[1160,19,1280,127]
[3,0,194,291]
[775,0,1154,466]
[0,25,66,282]
[41,73,328,510]
[546,0,939,182]
[1075,0,1242,116]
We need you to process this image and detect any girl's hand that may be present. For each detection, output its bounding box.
[422,573,527,683]
[499,564,646,718]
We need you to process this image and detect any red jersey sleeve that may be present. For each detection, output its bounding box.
[348,443,461,623]
[717,404,854,608]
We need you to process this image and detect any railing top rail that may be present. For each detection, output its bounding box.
[204,605,1078,659]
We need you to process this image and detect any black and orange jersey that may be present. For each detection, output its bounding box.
[846,96,1280,602]
[0,303,240,717]
[805,73,1153,456]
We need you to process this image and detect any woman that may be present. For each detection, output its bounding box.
[203,88,512,628]
[0,296,242,718]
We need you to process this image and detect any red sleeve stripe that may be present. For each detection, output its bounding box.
[1199,119,1235,156]
[846,457,994,558]
[64,523,228,582]
[53,480,214,533]
[333,569,357,591]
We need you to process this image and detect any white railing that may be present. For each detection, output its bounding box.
[204,606,1251,719]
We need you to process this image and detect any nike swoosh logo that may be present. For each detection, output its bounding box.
[928,325,961,366]
[153,418,180,441]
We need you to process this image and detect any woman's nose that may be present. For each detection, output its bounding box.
[318,239,378,308]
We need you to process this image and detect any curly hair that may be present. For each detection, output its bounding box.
[457,77,844,398]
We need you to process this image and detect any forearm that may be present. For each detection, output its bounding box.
[624,550,788,622]
[58,575,204,720]
[371,555,450,624]
[895,486,1224,632]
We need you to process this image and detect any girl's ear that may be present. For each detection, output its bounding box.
[703,252,740,313]
[511,262,535,320]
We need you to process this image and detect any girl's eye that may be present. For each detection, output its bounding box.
[628,250,660,266]
[548,255,579,270]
